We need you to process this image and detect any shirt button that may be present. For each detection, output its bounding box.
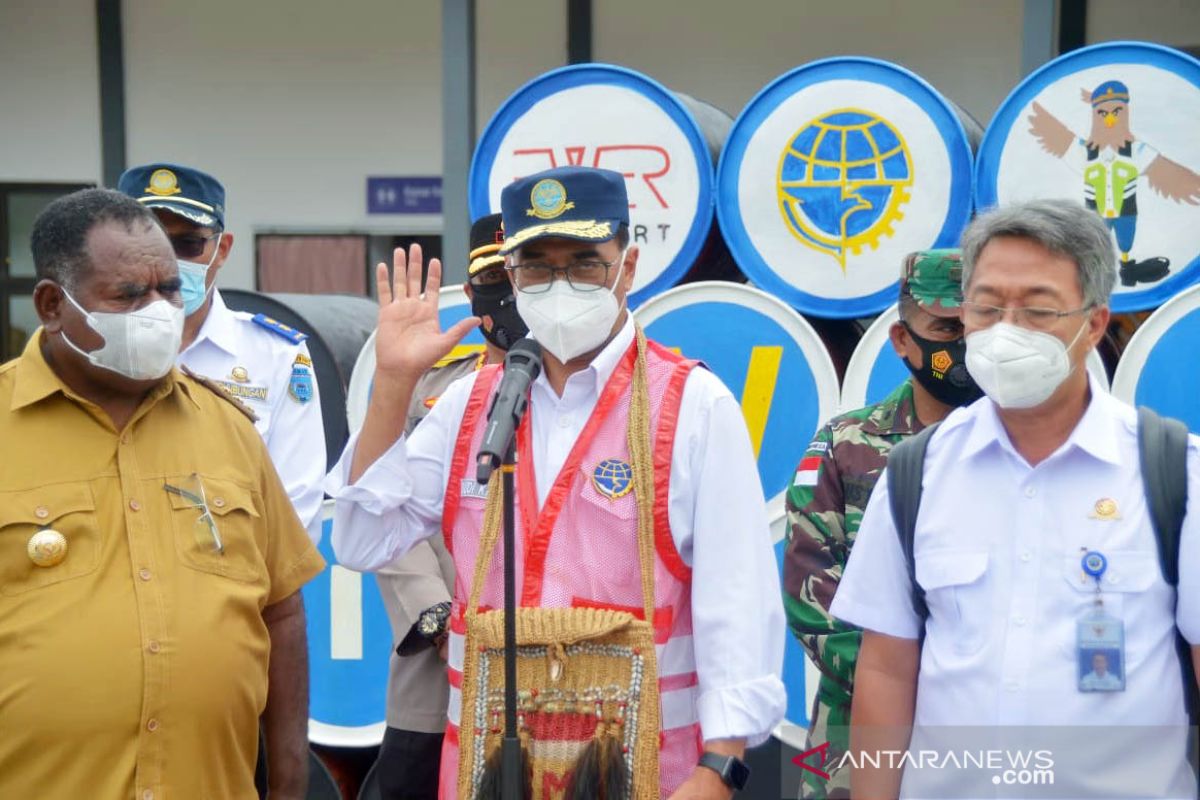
[129,499,141,511]
[1020,551,1032,563]
[121,433,131,445]
[147,641,161,654]
[1024,486,1037,498]
[142,791,154,800]
[1004,679,1020,692]
[1013,615,1027,626]
[557,416,570,428]
[34,506,49,519]
[212,497,226,509]
[146,718,159,732]
[139,568,152,581]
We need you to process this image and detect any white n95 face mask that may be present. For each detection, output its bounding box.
[516,249,627,362]
[60,289,185,380]
[964,319,1089,409]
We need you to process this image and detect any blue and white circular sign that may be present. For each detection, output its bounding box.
[976,42,1200,312]
[841,304,1110,410]
[470,64,717,307]
[1112,282,1200,430]
[305,501,391,746]
[717,57,976,319]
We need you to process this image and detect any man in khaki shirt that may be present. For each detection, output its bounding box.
[0,188,324,800]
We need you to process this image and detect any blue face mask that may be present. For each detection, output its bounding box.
[178,238,221,316]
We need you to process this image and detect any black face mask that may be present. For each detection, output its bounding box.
[901,322,983,408]
[470,281,528,351]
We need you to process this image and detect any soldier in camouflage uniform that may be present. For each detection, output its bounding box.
[783,250,981,798]
[373,214,528,800]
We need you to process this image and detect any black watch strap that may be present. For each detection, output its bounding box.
[698,751,751,791]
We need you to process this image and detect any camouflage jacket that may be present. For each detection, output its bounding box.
[783,379,923,720]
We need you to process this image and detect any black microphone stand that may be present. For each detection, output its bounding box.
[499,438,521,800]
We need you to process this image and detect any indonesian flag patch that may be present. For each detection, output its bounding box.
[793,455,823,487]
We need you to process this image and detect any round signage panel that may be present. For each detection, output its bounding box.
[1112,282,1200,430]
[469,64,718,307]
[717,57,976,319]
[976,42,1200,312]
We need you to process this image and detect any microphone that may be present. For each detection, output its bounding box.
[476,339,542,483]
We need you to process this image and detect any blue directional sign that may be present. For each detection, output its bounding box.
[1112,283,1200,431]
[304,502,391,746]
[367,176,442,214]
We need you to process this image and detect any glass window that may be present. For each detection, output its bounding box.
[7,294,36,360]
[6,191,63,278]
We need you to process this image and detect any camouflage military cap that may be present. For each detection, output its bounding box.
[900,248,964,312]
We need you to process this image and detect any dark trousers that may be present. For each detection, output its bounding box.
[377,726,444,800]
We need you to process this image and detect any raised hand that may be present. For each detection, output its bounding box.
[373,243,481,382]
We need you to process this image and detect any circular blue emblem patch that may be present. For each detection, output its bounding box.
[592,458,634,500]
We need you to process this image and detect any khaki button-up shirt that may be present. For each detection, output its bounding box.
[0,332,325,800]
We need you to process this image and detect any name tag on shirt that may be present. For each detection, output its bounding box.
[1077,611,1126,693]
[460,479,489,499]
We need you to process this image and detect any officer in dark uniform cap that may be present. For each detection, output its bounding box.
[117,163,326,543]
[371,213,526,800]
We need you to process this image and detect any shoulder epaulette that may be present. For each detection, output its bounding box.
[181,365,260,423]
[433,345,487,370]
[251,314,308,345]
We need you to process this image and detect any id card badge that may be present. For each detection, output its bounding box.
[1076,550,1125,693]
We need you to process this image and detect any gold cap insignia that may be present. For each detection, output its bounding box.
[28,529,67,567]
[230,366,250,384]
[146,168,182,197]
[526,178,575,220]
[1090,498,1120,520]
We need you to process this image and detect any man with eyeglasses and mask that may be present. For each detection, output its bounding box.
[328,167,785,799]
[371,213,527,800]
[117,163,325,543]
[831,200,1200,799]
[783,249,980,798]
[0,189,323,799]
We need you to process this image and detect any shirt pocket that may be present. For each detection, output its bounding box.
[167,475,264,583]
[0,483,100,596]
[577,462,640,522]
[916,549,991,656]
[1060,549,1159,623]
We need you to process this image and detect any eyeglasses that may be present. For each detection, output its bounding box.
[962,300,1093,331]
[168,232,221,260]
[507,258,619,294]
[164,474,224,554]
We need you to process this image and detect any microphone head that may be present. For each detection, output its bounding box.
[505,338,543,373]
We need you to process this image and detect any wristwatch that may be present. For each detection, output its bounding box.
[698,752,751,791]
[417,601,452,643]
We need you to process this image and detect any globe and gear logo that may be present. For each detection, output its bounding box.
[592,458,634,500]
[776,108,914,271]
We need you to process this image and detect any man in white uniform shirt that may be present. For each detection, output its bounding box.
[118,164,326,542]
[328,166,785,798]
[832,200,1199,799]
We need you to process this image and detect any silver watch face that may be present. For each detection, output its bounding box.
[419,614,439,636]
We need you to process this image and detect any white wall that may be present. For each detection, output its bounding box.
[1088,0,1200,48]
[0,0,101,183]
[123,0,445,289]
[592,0,1026,127]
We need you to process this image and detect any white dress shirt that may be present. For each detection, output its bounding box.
[179,289,326,541]
[327,317,787,744]
[832,377,1199,798]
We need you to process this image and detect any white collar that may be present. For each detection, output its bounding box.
[958,372,1122,467]
[184,288,239,358]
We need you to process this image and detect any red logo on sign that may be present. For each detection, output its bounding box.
[792,741,832,780]
[511,145,672,209]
